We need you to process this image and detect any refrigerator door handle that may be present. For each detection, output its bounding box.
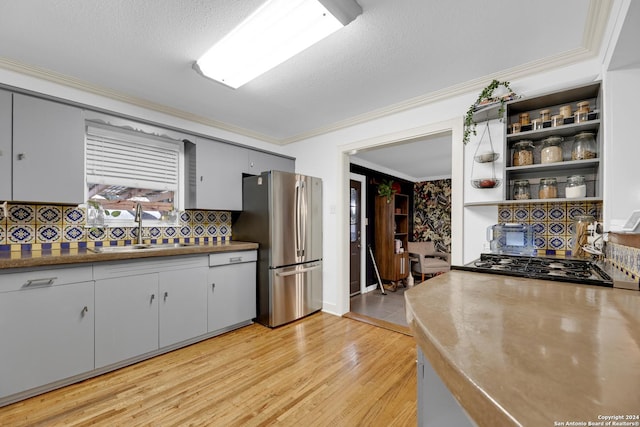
[300,180,307,257]
[275,264,321,277]
[295,179,303,257]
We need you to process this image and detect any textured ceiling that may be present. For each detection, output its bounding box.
[0,0,608,145]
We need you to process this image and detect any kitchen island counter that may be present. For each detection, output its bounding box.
[405,270,640,426]
[0,241,258,270]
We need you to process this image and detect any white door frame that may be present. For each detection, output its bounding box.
[336,118,464,315]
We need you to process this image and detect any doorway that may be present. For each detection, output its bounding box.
[349,179,362,296]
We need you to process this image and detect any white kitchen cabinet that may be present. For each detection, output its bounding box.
[0,90,11,200]
[94,272,159,368]
[0,266,94,399]
[94,255,209,367]
[159,266,208,348]
[186,137,247,211]
[207,251,257,332]
[246,149,294,175]
[12,94,84,204]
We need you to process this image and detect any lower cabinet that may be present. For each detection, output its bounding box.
[0,266,94,399]
[207,251,257,332]
[95,273,160,368]
[159,266,208,347]
[0,250,256,406]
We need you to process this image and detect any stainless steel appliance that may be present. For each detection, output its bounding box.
[487,223,537,256]
[234,170,323,327]
[457,253,613,288]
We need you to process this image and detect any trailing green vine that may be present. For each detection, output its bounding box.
[463,80,516,145]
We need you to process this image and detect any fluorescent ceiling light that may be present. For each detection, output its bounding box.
[194,0,362,89]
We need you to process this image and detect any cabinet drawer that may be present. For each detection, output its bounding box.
[0,265,93,293]
[209,250,257,267]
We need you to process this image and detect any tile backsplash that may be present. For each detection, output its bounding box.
[498,201,603,256]
[0,203,233,251]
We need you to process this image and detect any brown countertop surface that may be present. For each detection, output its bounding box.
[405,270,640,427]
[0,241,259,270]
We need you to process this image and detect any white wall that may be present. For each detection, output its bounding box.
[603,67,640,228]
[283,59,605,316]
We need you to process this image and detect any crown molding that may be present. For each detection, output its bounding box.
[0,57,280,145]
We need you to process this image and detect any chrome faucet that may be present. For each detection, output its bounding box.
[134,202,143,244]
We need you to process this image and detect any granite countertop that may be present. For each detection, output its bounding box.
[405,270,640,426]
[0,241,259,270]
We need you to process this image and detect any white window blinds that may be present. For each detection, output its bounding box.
[86,124,181,191]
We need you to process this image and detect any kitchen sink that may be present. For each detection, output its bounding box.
[88,243,194,253]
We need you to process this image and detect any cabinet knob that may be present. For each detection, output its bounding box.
[150,294,155,303]
[164,291,168,301]
[200,175,203,182]
[211,283,216,290]
[81,306,88,316]
[17,153,26,160]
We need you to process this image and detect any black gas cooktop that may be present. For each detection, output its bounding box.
[456,253,613,288]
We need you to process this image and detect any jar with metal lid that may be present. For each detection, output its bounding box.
[576,101,590,113]
[512,140,534,166]
[551,114,564,127]
[519,112,530,125]
[559,105,572,119]
[531,118,543,130]
[513,179,531,200]
[538,177,558,199]
[565,175,587,198]
[540,136,564,163]
[540,109,551,122]
[572,132,597,160]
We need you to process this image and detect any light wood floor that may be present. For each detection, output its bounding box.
[0,313,417,426]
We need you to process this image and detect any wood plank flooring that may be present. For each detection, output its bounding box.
[0,313,417,426]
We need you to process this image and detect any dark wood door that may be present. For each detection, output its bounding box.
[349,180,361,296]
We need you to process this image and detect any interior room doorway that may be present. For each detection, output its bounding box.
[349,179,362,296]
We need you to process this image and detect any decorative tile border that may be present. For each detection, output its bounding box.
[3,203,233,252]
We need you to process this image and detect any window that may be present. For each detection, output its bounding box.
[85,122,183,226]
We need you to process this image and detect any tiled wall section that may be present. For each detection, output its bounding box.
[606,242,640,281]
[0,203,233,251]
[498,201,603,256]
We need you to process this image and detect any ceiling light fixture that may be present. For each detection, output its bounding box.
[194,0,362,89]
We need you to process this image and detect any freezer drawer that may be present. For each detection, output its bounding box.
[265,262,322,327]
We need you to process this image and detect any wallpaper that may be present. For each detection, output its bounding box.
[413,179,452,254]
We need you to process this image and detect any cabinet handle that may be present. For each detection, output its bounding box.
[17,153,26,160]
[164,291,168,301]
[200,175,203,182]
[150,294,155,303]
[229,256,242,263]
[23,277,57,288]
[81,306,89,316]
[211,283,216,290]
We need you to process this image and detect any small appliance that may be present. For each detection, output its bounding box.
[486,223,536,256]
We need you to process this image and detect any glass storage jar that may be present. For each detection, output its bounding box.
[538,177,558,199]
[551,115,564,127]
[512,140,534,166]
[565,175,587,198]
[519,112,530,125]
[572,214,595,258]
[572,132,597,160]
[513,179,531,200]
[540,136,564,163]
[540,109,551,122]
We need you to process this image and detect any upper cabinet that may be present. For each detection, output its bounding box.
[246,150,294,175]
[185,137,247,211]
[465,81,602,206]
[186,137,294,211]
[12,94,85,204]
[0,90,11,201]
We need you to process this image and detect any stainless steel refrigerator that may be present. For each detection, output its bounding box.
[234,170,323,327]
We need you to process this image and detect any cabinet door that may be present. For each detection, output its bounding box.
[246,150,294,175]
[95,273,158,368]
[207,262,256,332]
[159,267,208,347]
[12,94,84,204]
[0,90,11,200]
[192,137,247,211]
[0,281,94,398]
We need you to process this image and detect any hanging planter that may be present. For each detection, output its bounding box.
[463,80,517,145]
[470,121,501,189]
